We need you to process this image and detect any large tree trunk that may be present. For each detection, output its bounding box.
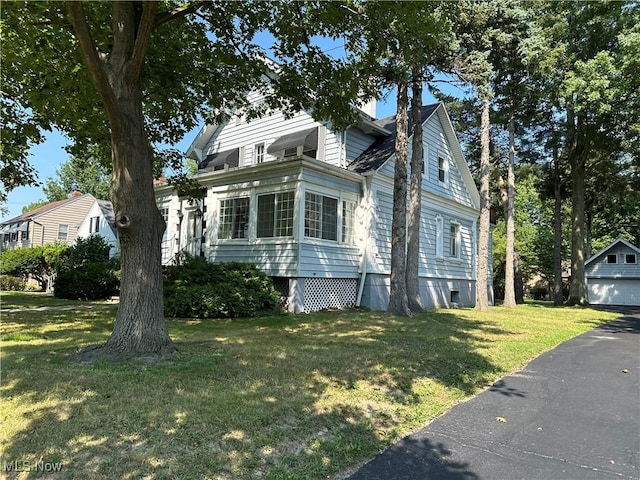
[105,107,173,358]
[68,1,175,360]
[552,144,564,306]
[565,106,589,306]
[406,69,424,312]
[503,107,516,308]
[387,79,411,316]
[476,96,491,311]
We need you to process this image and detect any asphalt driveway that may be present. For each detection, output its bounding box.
[347,314,640,480]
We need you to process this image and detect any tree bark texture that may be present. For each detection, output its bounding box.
[565,105,589,306]
[67,1,174,359]
[476,96,491,311]
[552,144,564,306]
[406,71,424,312]
[387,79,411,316]
[503,108,516,308]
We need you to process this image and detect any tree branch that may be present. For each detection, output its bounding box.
[153,1,204,29]
[65,1,123,135]
[129,1,159,79]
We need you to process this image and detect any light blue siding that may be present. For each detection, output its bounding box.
[346,127,376,163]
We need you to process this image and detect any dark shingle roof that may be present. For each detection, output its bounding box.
[348,103,440,174]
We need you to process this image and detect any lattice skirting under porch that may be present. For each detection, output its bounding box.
[302,277,358,313]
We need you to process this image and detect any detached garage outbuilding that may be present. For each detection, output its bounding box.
[586,238,640,306]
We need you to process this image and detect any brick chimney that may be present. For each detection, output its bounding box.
[70,191,82,198]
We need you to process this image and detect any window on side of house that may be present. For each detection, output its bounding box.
[625,253,637,264]
[422,144,428,176]
[58,224,69,241]
[438,156,447,183]
[342,200,356,244]
[450,222,460,258]
[89,216,100,233]
[257,191,295,238]
[607,254,618,264]
[305,192,337,241]
[218,197,250,239]
[21,229,29,241]
[435,215,444,257]
[254,143,265,164]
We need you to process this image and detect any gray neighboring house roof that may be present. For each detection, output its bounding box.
[348,103,440,174]
[96,199,117,231]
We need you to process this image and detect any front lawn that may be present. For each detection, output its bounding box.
[0,290,114,310]
[0,292,619,479]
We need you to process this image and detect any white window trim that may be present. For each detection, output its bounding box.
[435,215,444,260]
[217,195,251,241]
[624,253,637,264]
[253,142,266,165]
[438,152,449,186]
[449,221,461,259]
[256,190,295,239]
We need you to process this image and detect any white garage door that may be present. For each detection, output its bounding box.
[588,279,640,305]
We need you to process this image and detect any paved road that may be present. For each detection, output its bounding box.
[347,314,640,480]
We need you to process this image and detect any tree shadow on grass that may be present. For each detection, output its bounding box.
[2,308,512,479]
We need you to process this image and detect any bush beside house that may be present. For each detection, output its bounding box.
[163,255,280,319]
[54,236,120,300]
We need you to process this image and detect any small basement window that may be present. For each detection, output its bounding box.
[606,254,617,264]
[450,290,460,306]
[625,253,637,264]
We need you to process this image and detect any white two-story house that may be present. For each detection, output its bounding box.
[155,98,489,313]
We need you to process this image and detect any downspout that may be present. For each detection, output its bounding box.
[356,175,373,306]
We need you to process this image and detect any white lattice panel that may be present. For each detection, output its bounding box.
[303,278,357,313]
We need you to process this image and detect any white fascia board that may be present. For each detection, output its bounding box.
[185,124,221,162]
[586,237,640,266]
[436,103,481,210]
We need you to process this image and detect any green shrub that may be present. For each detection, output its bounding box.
[54,261,120,300]
[59,235,111,270]
[0,275,26,291]
[164,256,280,318]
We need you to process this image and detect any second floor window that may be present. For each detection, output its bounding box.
[438,156,447,183]
[305,192,337,241]
[257,191,295,238]
[218,197,249,239]
[254,143,265,164]
[58,224,69,241]
[89,216,100,233]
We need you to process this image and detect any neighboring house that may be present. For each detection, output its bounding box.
[76,199,119,257]
[585,238,640,306]
[0,192,96,250]
[155,98,491,313]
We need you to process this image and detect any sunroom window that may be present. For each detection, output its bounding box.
[305,192,337,241]
[342,201,356,244]
[257,191,295,238]
[218,197,249,239]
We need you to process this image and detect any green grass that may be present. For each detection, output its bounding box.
[1,292,620,479]
[0,291,115,310]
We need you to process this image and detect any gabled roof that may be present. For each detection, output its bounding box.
[348,104,439,174]
[586,238,640,266]
[96,199,116,228]
[348,102,480,209]
[0,193,96,226]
